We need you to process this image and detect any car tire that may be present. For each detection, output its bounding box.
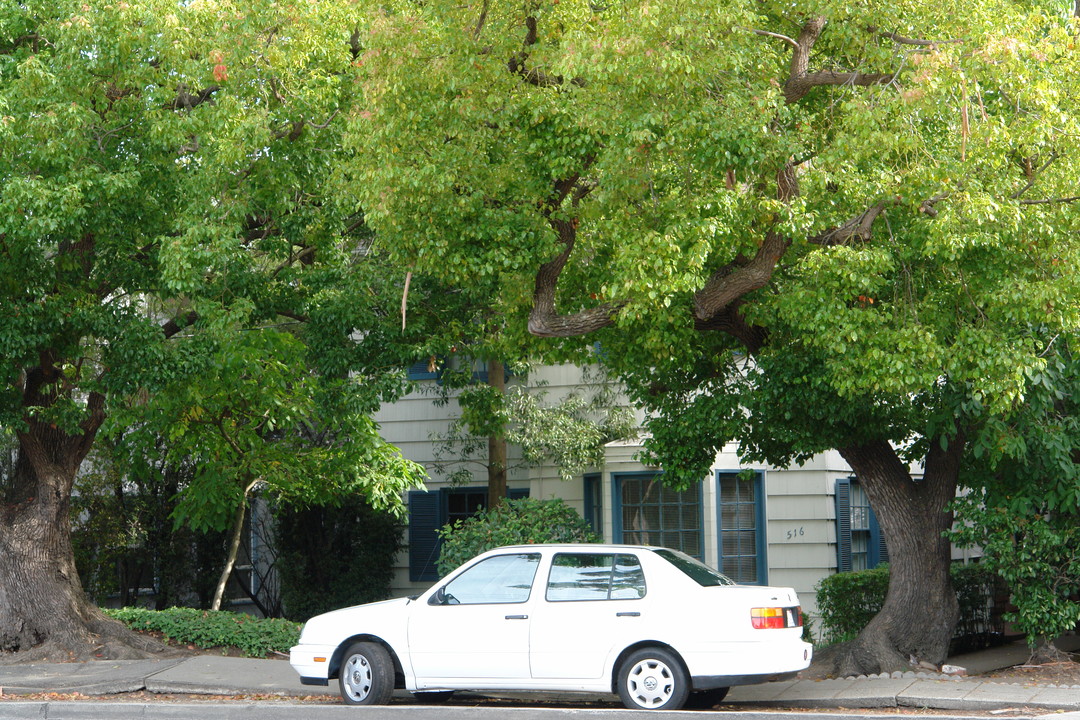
[338,641,394,706]
[616,647,690,711]
[411,690,455,703]
[684,686,730,708]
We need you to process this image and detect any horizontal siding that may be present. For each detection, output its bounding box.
[373,363,912,606]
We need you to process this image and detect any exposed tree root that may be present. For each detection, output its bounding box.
[0,613,186,665]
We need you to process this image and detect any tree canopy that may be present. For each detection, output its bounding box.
[0,0,424,659]
[342,0,1080,673]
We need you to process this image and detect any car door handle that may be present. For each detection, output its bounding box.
[505,614,529,620]
[616,612,641,617]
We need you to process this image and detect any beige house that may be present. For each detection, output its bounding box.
[375,363,896,619]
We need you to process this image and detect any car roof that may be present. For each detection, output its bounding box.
[481,543,663,553]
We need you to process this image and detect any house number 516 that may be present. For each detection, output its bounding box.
[785,527,805,541]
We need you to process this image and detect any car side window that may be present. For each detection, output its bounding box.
[546,553,646,602]
[437,553,541,605]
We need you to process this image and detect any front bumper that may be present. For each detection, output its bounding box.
[289,643,338,684]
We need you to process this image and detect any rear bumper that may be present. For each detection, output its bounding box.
[692,670,799,690]
[682,638,812,686]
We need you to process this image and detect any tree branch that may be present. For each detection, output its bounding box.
[1019,196,1080,206]
[782,17,895,104]
[693,302,768,354]
[870,26,965,46]
[166,85,220,111]
[528,217,626,337]
[919,194,950,217]
[786,70,895,103]
[693,163,799,321]
[161,311,198,339]
[810,199,893,246]
[473,0,490,40]
[508,15,585,88]
[735,26,799,49]
[0,33,40,55]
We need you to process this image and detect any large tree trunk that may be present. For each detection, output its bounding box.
[819,435,963,677]
[0,379,168,662]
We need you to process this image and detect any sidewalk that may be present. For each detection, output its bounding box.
[725,634,1080,712]
[1,637,1079,714]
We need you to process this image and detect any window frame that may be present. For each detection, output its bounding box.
[612,471,704,560]
[715,470,768,585]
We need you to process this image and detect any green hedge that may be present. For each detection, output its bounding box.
[106,607,301,658]
[816,564,1002,647]
[436,497,599,577]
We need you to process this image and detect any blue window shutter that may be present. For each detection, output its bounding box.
[835,478,853,573]
[408,491,442,582]
[870,512,889,566]
[583,473,602,534]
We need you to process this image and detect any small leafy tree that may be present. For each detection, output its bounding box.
[431,367,636,486]
[436,498,599,577]
[951,342,1080,661]
[953,506,1080,660]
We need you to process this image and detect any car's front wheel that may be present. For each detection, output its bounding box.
[616,647,689,711]
[338,641,394,705]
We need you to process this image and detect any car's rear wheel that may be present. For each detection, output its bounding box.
[685,686,730,708]
[616,647,689,711]
[338,641,394,705]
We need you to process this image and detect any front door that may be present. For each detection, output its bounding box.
[408,552,540,682]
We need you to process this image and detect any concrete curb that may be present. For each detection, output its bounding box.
[0,659,186,696]
[1,705,1076,720]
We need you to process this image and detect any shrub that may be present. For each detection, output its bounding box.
[815,565,891,644]
[274,496,405,622]
[105,607,300,657]
[815,564,1002,647]
[436,497,599,577]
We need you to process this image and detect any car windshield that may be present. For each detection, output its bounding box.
[653,549,735,587]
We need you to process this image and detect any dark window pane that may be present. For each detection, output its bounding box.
[654,549,733,587]
[611,554,646,599]
[547,554,613,601]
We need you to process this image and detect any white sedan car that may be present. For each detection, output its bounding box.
[290,544,812,711]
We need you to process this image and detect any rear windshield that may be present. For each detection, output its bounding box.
[653,549,735,587]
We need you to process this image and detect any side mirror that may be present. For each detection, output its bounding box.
[429,586,447,606]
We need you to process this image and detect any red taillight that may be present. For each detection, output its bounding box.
[751,606,802,629]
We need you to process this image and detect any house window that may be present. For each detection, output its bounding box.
[835,477,888,572]
[716,471,767,585]
[406,356,507,384]
[583,473,602,535]
[408,485,529,582]
[406,358,441,381]
[613,472,703,559]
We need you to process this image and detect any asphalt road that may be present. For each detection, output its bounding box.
[0,705,1066,720]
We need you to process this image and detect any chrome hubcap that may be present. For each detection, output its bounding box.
[343,654,373,701]
[627,658,675,708]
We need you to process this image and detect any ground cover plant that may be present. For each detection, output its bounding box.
[105,607,300,658]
